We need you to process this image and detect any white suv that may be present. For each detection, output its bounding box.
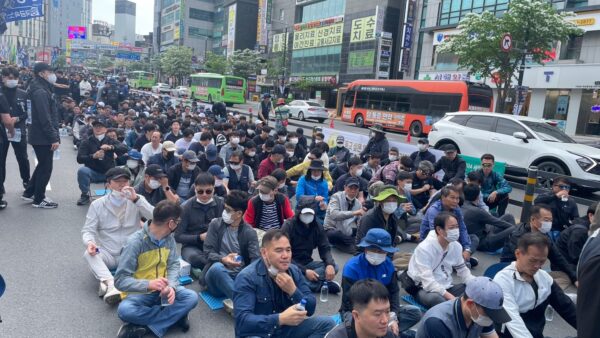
[428,112,600,188]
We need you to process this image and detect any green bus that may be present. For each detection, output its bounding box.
[128,71,156,90]
[190,73,246,106]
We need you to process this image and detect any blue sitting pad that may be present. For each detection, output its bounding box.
[483,262,510,279]
[199,291,226,310]
[94,189,110,196]
[331,313,342,325]
[484,248,503,256]
[179,276,193,285]
[401,295,428,312]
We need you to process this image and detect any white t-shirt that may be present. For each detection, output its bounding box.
[141,142,163,164]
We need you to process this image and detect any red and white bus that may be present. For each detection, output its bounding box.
[341,80,494,136]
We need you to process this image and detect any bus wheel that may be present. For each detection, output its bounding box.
[409,121,423,136]
[354,114,365,128]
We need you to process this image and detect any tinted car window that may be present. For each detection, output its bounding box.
[465,115,494,131]
[495,118,527,136]
[449,115,470,126]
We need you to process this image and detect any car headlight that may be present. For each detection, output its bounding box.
[569,151,597,171]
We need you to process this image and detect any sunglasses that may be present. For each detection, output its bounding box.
[196,189,214,195]
[557,185,571,191]
[481,163,493,168]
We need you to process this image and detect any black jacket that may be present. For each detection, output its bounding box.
[27,77,59,146]
[356,205,405,246]
[175,196,225,247]
[555,216,589,266]
[167,163,201,199]
[534,193,579,232]
[410,149,436,168]
[281,216,335,273]
[76,135,128,174]
[577,230,600,338]
[501,223,577,282]
[462,201,514,240]
[434,156,466,183]
[359,135,389,162]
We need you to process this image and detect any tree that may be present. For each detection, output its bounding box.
[203,51,228,74]
[228,48,262,80]
[160,46,193,85]
[53,55,67,69]
[437,0,582,114]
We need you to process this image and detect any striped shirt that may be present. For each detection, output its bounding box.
[258,202,281,231]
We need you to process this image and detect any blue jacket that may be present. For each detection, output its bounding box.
[477,169,512,198]
[296,175,329,203]
[233,259,316,338]
[420,200,472,251]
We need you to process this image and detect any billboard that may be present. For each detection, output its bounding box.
[350,16,376,43]
[227,4,237,57]
[3,0,44,23]
[272,32,288,53]
[68,26,87,40]
[292,21,343,50]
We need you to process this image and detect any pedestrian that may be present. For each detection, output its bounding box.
[360,124,389,163]
[22,62,60,209]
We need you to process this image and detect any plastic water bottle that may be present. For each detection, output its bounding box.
[234,255,242,263]
[545,306,554,321]
[6,128,21,142]
[295,298,307,311]
[26,99,32,125]
[53,149,61,161]
[320,282,329,303]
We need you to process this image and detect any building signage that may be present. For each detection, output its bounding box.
[292,22,344,50]
[272,32,289,53]
[115,52,141,61]
[350,16,376,43]
[567,12,600,32]
[3,0,44,23]
[419,71,485,83]
[432,29,460,45]
[293,15,343,31]
[289,75,337,84]
[256,0,269,48]
[68,26,87,40]
[348,50,375,74]
[227,4,237,57]
[376,33,393,79]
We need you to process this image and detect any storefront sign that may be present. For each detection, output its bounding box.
[293,16,343,31]
[432,29,460,45]
[272,33,289,53]
[376,33,393,79]
[348,50,375,74]
[292,22,344,50]
[350,16,376,43]
[289,75,337,84]
[419,72,484,82]
[227,4,237,57]
[567,12,600,32]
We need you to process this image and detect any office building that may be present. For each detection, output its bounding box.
[115,0,137,44]
[46,0,87,48]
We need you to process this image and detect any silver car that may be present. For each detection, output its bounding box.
[287,100,329,123]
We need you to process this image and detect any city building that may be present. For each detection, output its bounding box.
[411,0,600,135]
[46,0,88,48]
[114,0,137,44]
[91,20,114,44]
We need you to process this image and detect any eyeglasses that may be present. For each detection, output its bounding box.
[557,185,571,191]
[481,163,493,168]
[196,189,214,195]
[229,161,240,165]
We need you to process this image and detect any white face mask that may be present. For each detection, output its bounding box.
[259,192,272,202]
[300,214,314,224]
[445,228,460,242]
[267,264,280,277]
[188,164,197,171]
[289,138,298,145]
[230,164,241,170]
[279,136,286,142]
[46,73,57,85]
[4,79,18,88]
[109,190,127,207]
[148,179,161,190]
[315,139,323,144]
[197,197,214,205]
[248,151,256,157]
[215,179,223,187]
[471,306,494,327]
[126,160,139,169]
[286,151,295,157]
[354,168,363,177]
[365,252,387,266]
[222,210,234,224]
[311,174,322,181]
[336,143,344,148]
[278,183,286,189]
[540,221,552,234]
[96,134,106,141]
[389,155,398,161]
[382,202,398,214]
[418,144,428,151]
[231,137,240,144]
[404,183,412,191]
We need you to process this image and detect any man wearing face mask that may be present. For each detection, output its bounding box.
[82,168,154,305]
[410,138,436,169]
[223,151,255,193]
[202,190,259,314]
[175,173,224,271]
[324,178,367,254]
[118,149,146,187]
[258,144,286,179]
[76,120,128,205]
[534,176,579,237]
[167,151,201,200]
[356,187,410,247]
[233,229,336,337]
[407,212,475,308]
[340,229,422,337]
[244,176,294,234]
[282,197,340,293]
[220,130,245,163]
[360,124,389,163]
[334,156,368,196]
[115,200,199,338]
[134,164,180,206]
[417,276,511,338]
[500,205,577,288]
[295,160,330,221]
[147,140,179,172]
[22,63,60,209]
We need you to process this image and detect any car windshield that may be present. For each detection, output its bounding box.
[522,121,575,143]
[307,102,322,107]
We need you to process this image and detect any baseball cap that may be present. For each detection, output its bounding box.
[336,135,345,143]
[182,150,199,163]
[208,165,225,179]
[91,120,106,128]
[372,187,407,203]
[105,167,131,181]
[345,177,360,188]
[357,228,398,253]
[465,277,511,324]
[127,149,142,161]
[300,208,315,215]
[205,144,218,161]
[146,164,167,178]
[443,144,457,153]
[418,137,429,145]
[162,141,177,152]
[272,144,286,155]
[97,102,106,108]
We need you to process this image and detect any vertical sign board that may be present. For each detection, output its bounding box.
[227,4,237,57]
[399,0,416,73]
[256,0,268,48]
[376,33,393,79]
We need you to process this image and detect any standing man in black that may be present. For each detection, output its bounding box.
[1,67,30,189]
[0,75,17,209]
[258,94,274,126]
[22,62,60,209]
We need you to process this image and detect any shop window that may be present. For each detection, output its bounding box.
[543,89,570,121]
[435,51,459,70]
[560,35,583,60]
[576,89,600,135]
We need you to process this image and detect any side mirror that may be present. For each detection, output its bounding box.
[513,131,528,143]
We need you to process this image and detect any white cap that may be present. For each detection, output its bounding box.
[300,208,315,215]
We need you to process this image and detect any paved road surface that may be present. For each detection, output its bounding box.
[0,127,577,337]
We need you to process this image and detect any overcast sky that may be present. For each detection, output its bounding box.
[92,0,155,35]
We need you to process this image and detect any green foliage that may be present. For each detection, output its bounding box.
[204,51,228,74]
[437,0,583,113]
[53,55,67,69]
[160,46,193,84]
[228,49,262,80]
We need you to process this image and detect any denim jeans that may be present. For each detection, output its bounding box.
[117,287,198,337]
[303,261,339,293]
[415,284,466,309]
[398,305,423,331]
[77,166,106,194]
[276,315,336,338]
[205,262,238,299]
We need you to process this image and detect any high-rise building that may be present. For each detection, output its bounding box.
[115,0,137,44]
[46,0,87,48]
[91,20,115,44]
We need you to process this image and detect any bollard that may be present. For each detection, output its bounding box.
[520,166,538,223]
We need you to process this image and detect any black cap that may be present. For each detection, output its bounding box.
[443,144,457,153]
[91,120,106,127]
[106,167,131,181]
[418,137,429,144]
[345,177,360,187]
[272,144,286,155]
[33,62,53,75]
[146,164,167,178]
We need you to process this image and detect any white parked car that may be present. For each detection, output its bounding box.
[287,100,329,123]
[172,86,190,97]
[152,83,171,94]
[428,112,600,189]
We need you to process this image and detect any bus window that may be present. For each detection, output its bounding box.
[397,94,410,112]
[368,93,383,109]
[381,93,396,111]
[412,95,431,115]
[356,91,369,108]
[344,91,355,107]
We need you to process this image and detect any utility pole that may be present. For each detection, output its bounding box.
[281,26,288,97]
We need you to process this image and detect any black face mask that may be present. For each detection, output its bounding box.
[164,152,174,160]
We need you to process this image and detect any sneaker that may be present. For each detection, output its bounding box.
[103,286,122,305]
[326,281,341,295]
[223,298,234,316]
[469,257,479,268]
[176,313,191,332]
[0,199,6,210]
[98,281,108,297]
[116,323,147,338]
[21,194,34,202]
[32,198,58,209]
[77,193,90,206]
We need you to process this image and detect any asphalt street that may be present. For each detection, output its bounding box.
[0,114,578,337]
